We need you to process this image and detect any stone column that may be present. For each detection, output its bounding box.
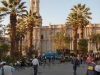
[49,29,51,51]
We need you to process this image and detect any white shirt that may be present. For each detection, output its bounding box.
[3,65,15,75]
[32,58,39,66]
[95,65,100,72]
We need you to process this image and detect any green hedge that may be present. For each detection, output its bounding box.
[65,58,72,62]
[56,58,72,62]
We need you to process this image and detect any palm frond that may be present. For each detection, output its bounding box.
[8,0,13,4]
[83,8,90,12]
[21,6,27,9]
[86,16,92,19]
[33,12,37,16]
[29,10,32,15]
[77,3,81,8]
[19,9,27,13]
[18,2,26,9]
[8,4,13,8]
[16,0,22,4]
[13,1,19,7]
[85,12,92,15]
[0,7,8,12]
[74,5,78,10]
[25,10,28,15]
[21,14,27,17]
[81,4,85,10]
[0,13,6,16]
[6,11,11,14]
[1,0,8,7]
[70,8,75,12]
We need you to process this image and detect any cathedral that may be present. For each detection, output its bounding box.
[29,0,100,54]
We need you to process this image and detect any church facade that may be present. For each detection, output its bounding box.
[29,0,100,54]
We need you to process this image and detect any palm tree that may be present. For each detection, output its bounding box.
[66,3,92,54]
[25,10,41,54]
[70,4,92,39]
[67,12,79,54]
[16,18,27,58]
[7,20,27,58]
[0,0,26,56]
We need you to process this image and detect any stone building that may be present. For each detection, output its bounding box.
[29,0,100,54]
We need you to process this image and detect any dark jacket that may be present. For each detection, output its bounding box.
[71,57,79,66]
[87,62,96,75]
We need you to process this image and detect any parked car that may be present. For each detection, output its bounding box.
[42,51,61,59]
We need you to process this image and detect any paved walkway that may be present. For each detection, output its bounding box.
[13,61,87,75]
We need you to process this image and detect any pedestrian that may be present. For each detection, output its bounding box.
[32,56,39,75]
[48,57,51,64]
[38,55,42,66]
[42,55,46,64]
[80,55,83,64]
[71,55,79,75]
[77,55,81,67]
[29,58,33,66]
[95,54,100,61]
[86,59,98,75]
[86,55,92,65]
[94,60,100,75]
[0,62,15,75]
[51,55,56,64]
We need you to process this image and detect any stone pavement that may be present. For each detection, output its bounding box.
[13,61,87,75]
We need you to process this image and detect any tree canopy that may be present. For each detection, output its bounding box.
[51,29,71,50]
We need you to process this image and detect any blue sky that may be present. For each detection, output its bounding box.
[0,0,100,26]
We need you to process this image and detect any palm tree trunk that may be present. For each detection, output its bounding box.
[80,26,84,39]
[20,37,22,58]
[10,12,16,57]
[16,38,19,51]
[28,23,33,52]
[73,26,78,54]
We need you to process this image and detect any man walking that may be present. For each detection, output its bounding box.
[32,56,39,75]
[51,55,56,64]
[71,55,79,75]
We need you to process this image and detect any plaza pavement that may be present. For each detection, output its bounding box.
[13,60,87,75]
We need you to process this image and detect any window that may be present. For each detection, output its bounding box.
[33,1,35,3]
[41,35,43,39]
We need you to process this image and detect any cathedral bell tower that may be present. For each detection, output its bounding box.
[30,0,42,26]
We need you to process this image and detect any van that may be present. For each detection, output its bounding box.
[42,52,61,59]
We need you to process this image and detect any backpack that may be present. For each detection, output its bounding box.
[75,59,79,65]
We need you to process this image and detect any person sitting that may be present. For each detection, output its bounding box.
[61,56,65,63]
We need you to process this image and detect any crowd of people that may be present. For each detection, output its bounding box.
[0,53,100,75]
[0,54,56,75]
[71,54,100,75]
